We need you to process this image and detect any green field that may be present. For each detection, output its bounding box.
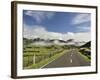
[23,44,68,69]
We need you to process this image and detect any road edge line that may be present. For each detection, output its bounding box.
[40,50,68,69]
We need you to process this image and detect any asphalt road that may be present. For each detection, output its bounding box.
[43,49,90,68]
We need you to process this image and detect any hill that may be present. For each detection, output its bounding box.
[80,41,91,48]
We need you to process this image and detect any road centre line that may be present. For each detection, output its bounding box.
[70,59,73,63]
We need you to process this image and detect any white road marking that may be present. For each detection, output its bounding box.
[70,59,72,63]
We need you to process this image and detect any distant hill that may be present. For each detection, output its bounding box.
[80,41,91,48]
[66,39,74,43]
[23,38,28,40]
[23,38,33,45]
[23,37,87,46]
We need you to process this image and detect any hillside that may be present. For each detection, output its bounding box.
[23,38,33,45]
[23,37,87,46]
[80,41,91,48]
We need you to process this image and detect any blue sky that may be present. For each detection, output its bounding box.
[23,10,91,41]
[23,10,91,33]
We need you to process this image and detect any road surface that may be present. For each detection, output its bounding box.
[43,49,90,68]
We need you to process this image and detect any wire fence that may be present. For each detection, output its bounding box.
[23,49,63,67]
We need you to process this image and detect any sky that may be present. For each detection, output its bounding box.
[23,10,91,42]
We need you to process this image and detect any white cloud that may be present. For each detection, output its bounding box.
[24,24,90,42]
[24,11,55,23]
[67,32,74,36]
[24,24,63,40]
[72,32,90,42]
[76,26,90,32]
[72,13,91,25]
[71,13,91,32]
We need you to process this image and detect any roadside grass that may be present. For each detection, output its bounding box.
[78,52,90,62]
[24,50,67,69]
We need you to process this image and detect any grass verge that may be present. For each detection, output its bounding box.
[78,52,90,62]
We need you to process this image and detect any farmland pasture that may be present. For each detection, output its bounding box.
[23,44,67,69]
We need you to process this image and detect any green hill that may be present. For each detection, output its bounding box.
[23,38,33,45]
[80,41,91,48]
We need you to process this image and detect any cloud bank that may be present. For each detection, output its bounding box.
[24,24,90,42]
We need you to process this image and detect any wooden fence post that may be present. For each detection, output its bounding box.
[33,53,35,64]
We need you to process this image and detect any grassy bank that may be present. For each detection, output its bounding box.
[78,51,90,62]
